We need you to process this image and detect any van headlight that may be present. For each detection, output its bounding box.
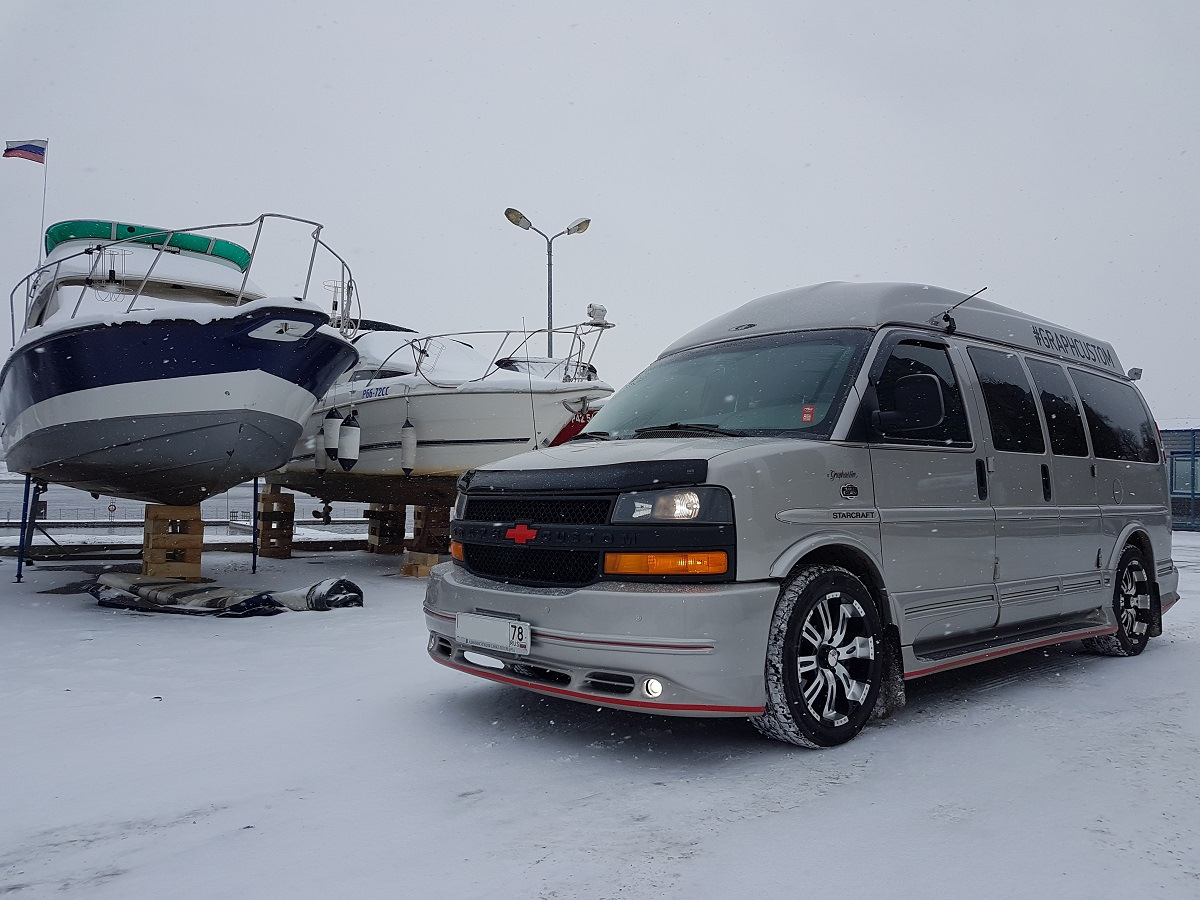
[611,486,733,524]
[450,492,466,522]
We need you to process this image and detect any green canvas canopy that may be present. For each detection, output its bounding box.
[44,220,253,272]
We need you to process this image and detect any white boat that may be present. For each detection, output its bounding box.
[0,214,361,505]
[272,311,615,505]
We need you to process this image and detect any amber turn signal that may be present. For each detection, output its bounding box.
[450,540,464,561]
[603,550,728,576]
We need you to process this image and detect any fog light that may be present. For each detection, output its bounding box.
[643,678,663,698]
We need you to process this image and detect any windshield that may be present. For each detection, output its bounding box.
[581,328,872,440]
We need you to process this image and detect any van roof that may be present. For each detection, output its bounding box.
[660,282,1125,377]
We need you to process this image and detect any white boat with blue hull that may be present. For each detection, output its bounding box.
[1,214,360,505]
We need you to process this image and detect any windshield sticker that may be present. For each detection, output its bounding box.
[802,405,816,423]
[1031,326,1115,369]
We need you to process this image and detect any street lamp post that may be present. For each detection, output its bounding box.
[504,208,590,357]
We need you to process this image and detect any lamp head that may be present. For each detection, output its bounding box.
[566,217,591,235]
[504,208,532,230]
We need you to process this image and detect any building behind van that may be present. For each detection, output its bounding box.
[424,282,1179,748]
[1159,420,1200,530]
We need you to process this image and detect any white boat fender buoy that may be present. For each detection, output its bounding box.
[338,410,361,472]
[400,418,417,476]
[314,427,327,474]
[323,408,344,460]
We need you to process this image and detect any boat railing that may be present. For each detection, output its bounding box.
[361,311,615,392]
[8,213,361,346]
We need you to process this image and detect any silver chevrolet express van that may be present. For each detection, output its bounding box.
[424,282,1179,747]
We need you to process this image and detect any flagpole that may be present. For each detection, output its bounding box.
[38,142,48,264]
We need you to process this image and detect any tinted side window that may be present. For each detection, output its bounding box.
[966,347,1045,454]
[1026,359,1090,457]
[1069,369,1160,463]
[872,340,971,446]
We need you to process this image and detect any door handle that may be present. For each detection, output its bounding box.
[1041,464,1052,502]
[976,458,988,501]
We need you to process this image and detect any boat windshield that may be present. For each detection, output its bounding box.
[579,328,872,440]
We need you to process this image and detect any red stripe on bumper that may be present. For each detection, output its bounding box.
[430,652,764,714]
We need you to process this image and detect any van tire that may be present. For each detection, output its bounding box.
[1082,545,1153,657]
[752,565,884,748]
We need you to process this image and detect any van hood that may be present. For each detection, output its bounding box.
[457,436,831,494]
[473,436,778,473]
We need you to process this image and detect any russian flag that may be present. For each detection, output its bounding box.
[3,140,48,163]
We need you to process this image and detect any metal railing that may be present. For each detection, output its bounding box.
[361,315,616,392]
[8,213,361,346]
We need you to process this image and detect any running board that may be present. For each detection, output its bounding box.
[904,617,1116,680]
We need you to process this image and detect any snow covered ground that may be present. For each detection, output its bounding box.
[1,538,1197,899]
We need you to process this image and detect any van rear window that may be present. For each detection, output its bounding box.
[1069,369,1159,463]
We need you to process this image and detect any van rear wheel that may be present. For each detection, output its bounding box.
[1083,545,1153,657]
[752,565,884,748]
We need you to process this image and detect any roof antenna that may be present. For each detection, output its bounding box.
[938,286,987,334]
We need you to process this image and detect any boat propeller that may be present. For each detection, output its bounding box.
[311,502,333,525]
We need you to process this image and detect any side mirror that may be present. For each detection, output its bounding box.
[872,373,945,432]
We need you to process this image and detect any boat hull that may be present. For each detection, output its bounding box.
[6,407,302,506]
[0,305,358,505]
[275,380,609,503]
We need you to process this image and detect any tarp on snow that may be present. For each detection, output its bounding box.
[88,574,364,617]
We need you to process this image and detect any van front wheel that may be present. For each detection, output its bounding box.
[753,565,884,748]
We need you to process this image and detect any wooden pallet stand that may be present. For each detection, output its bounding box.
[142,505,204,581]
[411,505,451,554]
[399,550,442,577]
[364,503,407,554]
[257,485,296,559]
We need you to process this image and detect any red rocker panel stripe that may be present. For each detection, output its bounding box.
[905,625,1118,679]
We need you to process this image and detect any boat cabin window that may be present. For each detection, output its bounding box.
[349,367,413,382]
[25,282,59,328]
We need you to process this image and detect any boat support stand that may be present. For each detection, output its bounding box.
[15,476,56,583]
[251,476,259,575]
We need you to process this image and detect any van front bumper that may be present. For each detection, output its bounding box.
[423,562,780,716]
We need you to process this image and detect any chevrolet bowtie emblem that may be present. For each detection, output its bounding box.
[505,523,539,545]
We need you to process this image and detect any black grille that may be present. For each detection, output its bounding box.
[465,496,611,525]
[463,545,600,587]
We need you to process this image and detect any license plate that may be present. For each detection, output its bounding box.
[456,612,531,656]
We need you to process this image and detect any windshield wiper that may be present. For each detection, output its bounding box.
[633,422,748,437]
[569,431,612,441]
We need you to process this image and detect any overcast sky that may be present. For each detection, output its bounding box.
[2,1,1197,417]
